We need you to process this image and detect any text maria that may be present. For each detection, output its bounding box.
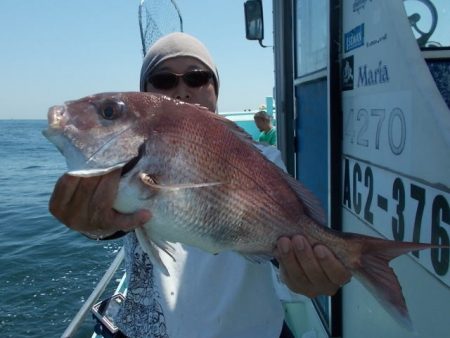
[357,61,389,87]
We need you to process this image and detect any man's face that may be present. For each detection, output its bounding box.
[254,117,269,131]
[144,57,217,112]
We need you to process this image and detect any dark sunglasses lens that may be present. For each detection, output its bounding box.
[148,73,178,90]
[183,71,212,87]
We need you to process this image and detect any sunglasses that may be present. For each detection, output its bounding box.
[146,70,213,90]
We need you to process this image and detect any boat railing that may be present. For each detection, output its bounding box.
[61,247,125,338]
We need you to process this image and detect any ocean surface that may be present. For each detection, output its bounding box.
[0,120,123,338]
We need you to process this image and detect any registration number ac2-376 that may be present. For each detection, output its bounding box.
[342,156,450,282]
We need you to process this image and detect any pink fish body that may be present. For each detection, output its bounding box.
[44,92,443,329]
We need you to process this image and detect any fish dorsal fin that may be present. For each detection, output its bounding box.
[209,113,326,225]
[211,113,256,143]
[283,173,327,226]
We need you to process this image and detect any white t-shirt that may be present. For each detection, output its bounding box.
[116,145,290,338]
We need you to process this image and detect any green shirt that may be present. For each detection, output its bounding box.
[258,127,276,146]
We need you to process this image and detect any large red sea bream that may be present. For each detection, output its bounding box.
[43,92,444,329]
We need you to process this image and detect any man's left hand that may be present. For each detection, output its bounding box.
[274,235,351,298]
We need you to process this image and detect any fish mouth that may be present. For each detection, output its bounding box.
[41,128,56,139]
[42,105,66,148]
[46,105,66,129]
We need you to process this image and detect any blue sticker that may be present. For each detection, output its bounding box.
[345,24,364,53]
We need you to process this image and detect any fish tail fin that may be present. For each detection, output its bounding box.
[346,234,441,330]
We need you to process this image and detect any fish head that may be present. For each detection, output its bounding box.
[42,92,151,177]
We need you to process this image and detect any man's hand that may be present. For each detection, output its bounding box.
[275,235,351,298]
[49,169,151,238]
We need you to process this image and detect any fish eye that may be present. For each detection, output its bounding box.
[103,106,115,119]
[99,100,125,120]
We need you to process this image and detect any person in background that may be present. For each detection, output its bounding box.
[48,32,351,338]
[254,110,277,146]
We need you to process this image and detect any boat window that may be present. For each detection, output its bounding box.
[294,0,331,332]
[404,0,450,48]
[295,0,329,77]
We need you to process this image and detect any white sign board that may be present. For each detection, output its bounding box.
[341,0,450,286]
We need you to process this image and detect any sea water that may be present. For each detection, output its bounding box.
[0,120,123,338]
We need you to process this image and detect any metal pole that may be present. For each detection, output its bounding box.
[138,0,147,57]
[61,247,125,338]
[272,0,295,176]
[170,0,184,32]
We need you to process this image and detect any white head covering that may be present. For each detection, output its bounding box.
[140,32,219,95]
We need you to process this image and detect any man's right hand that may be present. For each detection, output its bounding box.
[49,168,152,238]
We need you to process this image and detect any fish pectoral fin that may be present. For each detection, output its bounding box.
[139,172,222,191]
[135,227,175,276]
[153,238,176,261]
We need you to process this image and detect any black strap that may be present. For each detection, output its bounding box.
[94,322,128,338]
[99,231,129,240]
[280,321,295,338]
[82,230,129,241]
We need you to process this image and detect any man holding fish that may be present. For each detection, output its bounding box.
[48,33,351,337]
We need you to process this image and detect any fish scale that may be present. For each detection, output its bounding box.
[151,131,287,248]
[187,133,301,243]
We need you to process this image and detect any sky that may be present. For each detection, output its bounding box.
[0,0,274,119]
[404,0,449,46]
